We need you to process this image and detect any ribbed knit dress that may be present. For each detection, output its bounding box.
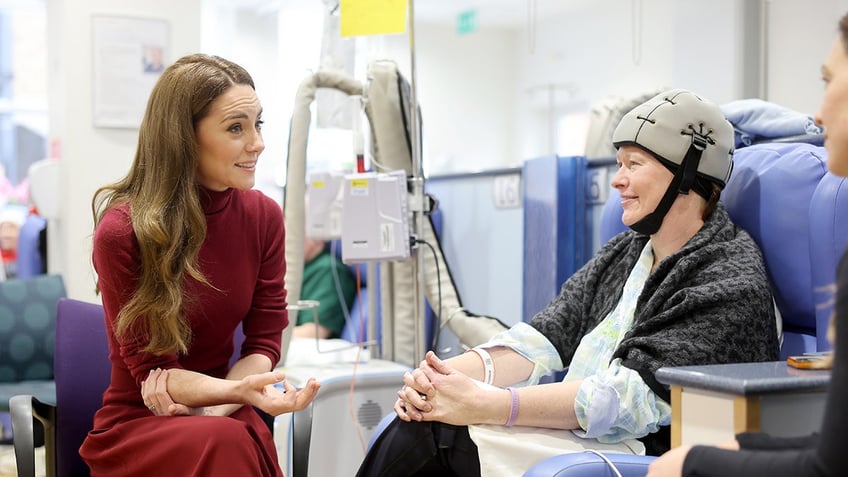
[80,187,288,477]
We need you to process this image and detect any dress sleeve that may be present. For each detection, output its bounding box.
[93,208,182,386]
[683,446,825,477]
[735,432,819,450]
[238,198,287,366]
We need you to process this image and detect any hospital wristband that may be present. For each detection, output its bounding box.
[470,347,495,385]
[505,387,519,427]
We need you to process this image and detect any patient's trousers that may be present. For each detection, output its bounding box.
[355,419,481,477]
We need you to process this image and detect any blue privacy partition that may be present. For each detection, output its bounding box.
[522,155,588,323]
[522,155,616,323]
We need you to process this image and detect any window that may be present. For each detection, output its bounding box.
[0,0,48,209]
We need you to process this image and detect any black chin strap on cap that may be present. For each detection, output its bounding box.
[628,132,707,235]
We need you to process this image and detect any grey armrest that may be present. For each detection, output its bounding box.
[291,403,313,477]
[10,394,56,477]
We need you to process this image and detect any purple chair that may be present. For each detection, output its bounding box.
[11,299,276,477]
[11,298,109,477]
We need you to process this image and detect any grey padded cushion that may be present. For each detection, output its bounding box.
[0,275,66,386]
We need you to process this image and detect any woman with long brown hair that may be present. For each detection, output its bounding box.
[80,53,319,476]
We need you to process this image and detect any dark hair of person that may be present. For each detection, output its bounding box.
[703,183,722,220]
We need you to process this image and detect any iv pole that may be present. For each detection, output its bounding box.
[407,0,427,365]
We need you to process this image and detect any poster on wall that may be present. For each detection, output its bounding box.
[92,15,169,129]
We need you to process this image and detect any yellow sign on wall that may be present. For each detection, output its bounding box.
[340,0,408,37]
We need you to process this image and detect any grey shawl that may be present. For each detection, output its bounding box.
[529,203,779,452]
[530,204,779,455]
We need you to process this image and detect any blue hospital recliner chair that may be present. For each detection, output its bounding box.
[722,141,841,357]
[524,140,847,476]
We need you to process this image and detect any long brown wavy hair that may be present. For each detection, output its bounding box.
[91,54,256,355]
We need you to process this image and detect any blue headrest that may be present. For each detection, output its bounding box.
[721,143,829,337]
[809,173,848,350]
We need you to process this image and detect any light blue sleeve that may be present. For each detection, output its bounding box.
[480,322,564,387]
[571,358,671,443]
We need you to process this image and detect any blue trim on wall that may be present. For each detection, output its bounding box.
[427,166,522,182]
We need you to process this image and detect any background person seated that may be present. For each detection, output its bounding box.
[292,237,357,340]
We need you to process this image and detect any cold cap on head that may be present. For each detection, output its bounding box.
[612,88,735,188]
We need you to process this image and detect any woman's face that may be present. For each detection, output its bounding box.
[611,145,674,226]
[195,84,265,191]
[816,37,848,177]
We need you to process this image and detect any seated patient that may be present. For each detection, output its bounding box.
[292,236,357,339]
[356,89,780,477]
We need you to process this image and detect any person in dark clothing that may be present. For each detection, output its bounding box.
[357,89,779,477]
[647,12,848,477]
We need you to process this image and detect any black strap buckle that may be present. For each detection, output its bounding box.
[683,123,714,151]
[691,132,708,151]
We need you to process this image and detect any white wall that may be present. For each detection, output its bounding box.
[353,24,519,175]
[47,0,202,302]
[43,0,848,301]
[414,25,519,174]
[766,0,848,115]
[512,0,676,162]
[386,0,843,170]
[202,3,284,204]
[351,0,752,171]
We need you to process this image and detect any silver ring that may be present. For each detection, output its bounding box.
[148,404,156,411]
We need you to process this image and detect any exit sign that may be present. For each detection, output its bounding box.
[457,9,477,35]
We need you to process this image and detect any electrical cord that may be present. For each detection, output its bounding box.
[413,237,442,353]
